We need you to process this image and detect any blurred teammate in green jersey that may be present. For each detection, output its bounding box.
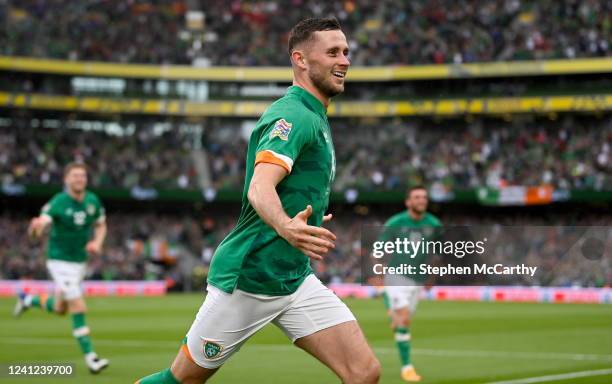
[380,186,441,382]
[15,162,109,374]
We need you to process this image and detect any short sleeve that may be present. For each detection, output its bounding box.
[41,198,58,221]
[93,196,106,223]
[96,205,106,224]
[378,219,397,242]
[254,117,314,173]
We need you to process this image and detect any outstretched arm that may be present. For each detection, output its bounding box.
[248,162,335,260]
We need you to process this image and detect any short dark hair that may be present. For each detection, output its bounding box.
[288,17,341,54]
[406,185,427,198]
[63,162,88,177]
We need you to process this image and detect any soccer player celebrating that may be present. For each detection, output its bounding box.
[137,17,380,384]
[381,186,441,382]
[14,162,109,374]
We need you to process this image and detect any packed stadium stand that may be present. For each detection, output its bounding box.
[1,0,609,65]
[205,115,612,191]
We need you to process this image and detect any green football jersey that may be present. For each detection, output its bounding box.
[41,191,105,263]
[380,211,442,282]
[208,86,335,295]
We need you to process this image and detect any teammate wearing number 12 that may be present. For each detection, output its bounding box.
[14,162,109,374]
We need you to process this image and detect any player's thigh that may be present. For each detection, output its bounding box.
[53,291,67,314]
[183,284,288,372]
[275,275,377,379]
[66,297,87,313]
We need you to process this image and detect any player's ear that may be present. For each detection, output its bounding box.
[291,50,307,70]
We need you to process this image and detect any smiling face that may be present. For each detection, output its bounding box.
[64,166,88,195]
[303,29,350,98]
[406,188,428,216]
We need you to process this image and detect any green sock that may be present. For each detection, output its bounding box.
[30,295,41,308]
[137,368,181,384]
[71,313,93,354]
[382,292,391,309]
[395,326,411,366]
[29,294,53,312]
[45,297,55,313]
[382,293,413,367]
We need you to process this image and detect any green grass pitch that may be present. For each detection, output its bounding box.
[1,295,611,383]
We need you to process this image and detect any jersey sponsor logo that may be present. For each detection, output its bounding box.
[202,340,223,360]
[269,119,292,141]
[87,204,95,215]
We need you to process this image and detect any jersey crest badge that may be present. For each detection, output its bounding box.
[203,340,223,360]
[269,119,292,141]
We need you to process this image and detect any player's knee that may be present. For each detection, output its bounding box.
[403,316,411,327]
[365,357,381,383]
[344,356,381,384]
[399,311,411,327]
[394,316,410,329]
[67,298,86,313]
[54,302,67,315]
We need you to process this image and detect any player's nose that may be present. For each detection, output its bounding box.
[338,53,350,67]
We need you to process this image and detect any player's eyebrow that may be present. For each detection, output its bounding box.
[327,46,350,54]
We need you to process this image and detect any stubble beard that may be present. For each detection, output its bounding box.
[309,68,343,98]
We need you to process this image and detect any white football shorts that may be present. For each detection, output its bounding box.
[46,259,87,300]
[184,274,356,369]
[384,274,423,313]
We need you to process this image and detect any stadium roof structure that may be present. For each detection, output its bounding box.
[1,92,610,117]
[1,56,611,81]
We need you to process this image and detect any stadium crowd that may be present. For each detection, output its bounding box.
[1,115,609,193]
[0,123,196,189]
[207,116,612,192]
[1,0,608,65]
[1,115,609,192]
[1,209,609,287]
[0,0,189,64]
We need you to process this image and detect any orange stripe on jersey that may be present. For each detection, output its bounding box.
[40,293,49,307]
[181,344,195,363]
[255,151,290,173]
